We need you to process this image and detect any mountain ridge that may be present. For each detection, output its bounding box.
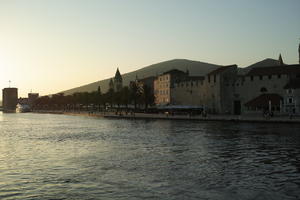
[239,58,281,74]
[61,57,287,95]
[62,59,222,95]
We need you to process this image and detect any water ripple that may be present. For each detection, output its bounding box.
[0,113,300,199]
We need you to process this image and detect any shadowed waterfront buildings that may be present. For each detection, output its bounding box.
[18,93,39,107]
[32,43,300,116]
[152,45,300,115]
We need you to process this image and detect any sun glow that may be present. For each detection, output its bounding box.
[0,49,14,89]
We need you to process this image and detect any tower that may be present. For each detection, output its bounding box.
[114,68,123,92]
[298,42,300,64]
[2,87,18,112]
[278,54,284,65]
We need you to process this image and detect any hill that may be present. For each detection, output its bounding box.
[62,59,221,95]
[239,58,281,74]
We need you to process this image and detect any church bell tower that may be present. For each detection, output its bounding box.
[114,68,123,92]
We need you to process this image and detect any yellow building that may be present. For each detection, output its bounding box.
[154,69,188,105]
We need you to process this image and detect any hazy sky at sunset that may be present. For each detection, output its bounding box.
[0,0,299,98]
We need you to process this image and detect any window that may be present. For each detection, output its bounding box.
[288,98,293,104]
[250,76,254,81]
[288,89,293,94]
[214,75,216,83]
[191,82,193,87]
[260,87,267,93]
[268,75,272,79]
[259,76,263,80]
[278,74,281,79]
[208,75,211,83]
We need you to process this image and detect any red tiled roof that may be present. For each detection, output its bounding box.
[244,94,283,107]
[208,65,237,76]
[246,65,300,76]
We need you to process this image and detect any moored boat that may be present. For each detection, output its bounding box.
[16,104,31,113]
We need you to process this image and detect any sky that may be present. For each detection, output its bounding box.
[0,0,300,98]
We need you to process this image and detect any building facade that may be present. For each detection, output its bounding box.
[152,56,300,115]
[239,65,300,114]
[154,69,188,105]
[172,76,205,106]
[160,65,238,114]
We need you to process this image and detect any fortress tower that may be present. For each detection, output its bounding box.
[2,87,18,112]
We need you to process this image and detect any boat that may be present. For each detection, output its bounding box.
[16,104,31,113]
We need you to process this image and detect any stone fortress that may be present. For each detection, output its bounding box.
[152,43,300,115]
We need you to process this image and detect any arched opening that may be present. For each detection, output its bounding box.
[260,87,268,93]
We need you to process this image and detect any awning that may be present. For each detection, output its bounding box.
[245,94,283,107]
[157,105,203,110]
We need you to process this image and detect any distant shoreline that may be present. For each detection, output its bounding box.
[29,110,300,124]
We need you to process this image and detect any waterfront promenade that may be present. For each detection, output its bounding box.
[33,110,300,124]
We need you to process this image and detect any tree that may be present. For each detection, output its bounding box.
[121,86,130,108]
[129,81,142,110]
[106,88,115,108]
[141,84,155,110]
[96,86,103,111]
